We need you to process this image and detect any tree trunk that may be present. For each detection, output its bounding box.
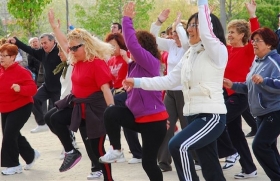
[220,0,227,34]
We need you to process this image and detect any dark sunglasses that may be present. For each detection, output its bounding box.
[69,44,83,52]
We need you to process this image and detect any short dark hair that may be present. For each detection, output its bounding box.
[112,22,122,31]
[104,32,127,51]
[251,27,279,50]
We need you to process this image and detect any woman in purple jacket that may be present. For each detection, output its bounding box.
[99,2,168,181]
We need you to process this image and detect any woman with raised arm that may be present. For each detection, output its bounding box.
[123,0,227,180]
[48,10,114,181]
[99,2,168,181]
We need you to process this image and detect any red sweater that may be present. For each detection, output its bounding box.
[0,63,37,112]
[224,17,260,96]
[107,55,128,89]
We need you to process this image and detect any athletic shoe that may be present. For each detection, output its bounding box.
[1,165,22,175]
[24,150,40,170]
[234,170,257,179]
[30,125,49,133]
[99,146,125,163]
[87,170,103,180]
[222,152,240,170]
[245,131,256,138]
[195,164,201,171]
[59,149,82,172]
[158,164,172,172]
[128,158,142,164]
[60,149,65,160]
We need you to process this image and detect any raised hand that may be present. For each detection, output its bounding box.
[245,0,257,18]
[48,9,60,30]
[157,9,170,24]
[123,1,136,19]
[174,12,182,27]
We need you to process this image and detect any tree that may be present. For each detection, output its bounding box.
[7,0,52,37]
[73,0,154,38]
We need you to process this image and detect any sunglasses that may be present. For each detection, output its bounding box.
[69,44,83,52]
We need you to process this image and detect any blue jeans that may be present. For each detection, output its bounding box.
[169,113,226,181]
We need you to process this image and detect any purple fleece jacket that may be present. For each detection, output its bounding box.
[122,16,166,119]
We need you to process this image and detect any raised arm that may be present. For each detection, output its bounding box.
[198,0,227,68]
[48,9,68,56]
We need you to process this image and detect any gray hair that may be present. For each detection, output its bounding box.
[39,33,55,42]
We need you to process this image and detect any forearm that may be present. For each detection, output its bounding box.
[101,84,114,105]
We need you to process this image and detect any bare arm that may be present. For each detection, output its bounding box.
[101,83,114,106]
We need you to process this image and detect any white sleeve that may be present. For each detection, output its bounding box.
[150,22,173,52]
[176,23,189,51]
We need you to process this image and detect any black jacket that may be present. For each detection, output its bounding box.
[15,37,62,92]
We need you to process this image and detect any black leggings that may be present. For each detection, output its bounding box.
[47,107,113,181]
[104,106,167,181]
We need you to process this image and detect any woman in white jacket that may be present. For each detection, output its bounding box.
[123,0,227,180]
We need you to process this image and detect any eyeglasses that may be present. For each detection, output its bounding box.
[0,54,11,58]
[187,23,199,29]
[251,39,264,44]
[69,44,83,52]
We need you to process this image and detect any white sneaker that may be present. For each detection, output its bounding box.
[24,150,40,170]
[30,125,49,133]
[60,149,65,160]
[128,158,142,164]
[105,135,109,141]
[87,170,103,180]
[99,146,126,163]
[72,140,79,149]
[234,170,257,179]
[195,164,201,171]
[223,152,240,170]
[1,165,22,175]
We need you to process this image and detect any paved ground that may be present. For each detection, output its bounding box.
[0,114,271,181]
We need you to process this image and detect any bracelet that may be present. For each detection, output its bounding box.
[157,17,163,24]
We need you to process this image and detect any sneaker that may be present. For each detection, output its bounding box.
[99,146,126,163]
[59,149,82,172]
[234,170,257,179]
[245,131,256,138]
[1,165,22,175]
[59,149,65,160]
[72,140,79,149]
[30,125,49,133]
[222,152,240,170]
[24,150,40,170]
[128,158,142,164]
[87,170,103,180]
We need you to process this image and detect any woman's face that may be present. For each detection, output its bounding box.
[187,18,200,45]
[68,40,86,61]
[108,39,120,56]
[227,27,244,46]
[0,51,15,69]
[252,34,271,58]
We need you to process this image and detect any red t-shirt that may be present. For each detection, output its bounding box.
[107,55,128,89]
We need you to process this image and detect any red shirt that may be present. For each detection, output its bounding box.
[0,63,37,112]
[224,18,260,96]
[107,55,128,89]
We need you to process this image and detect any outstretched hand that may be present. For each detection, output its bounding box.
[122,78,135,91]
[157,9,170,23]
[245,0,257,18]
[48,9,60,30]
[123,1,136,19]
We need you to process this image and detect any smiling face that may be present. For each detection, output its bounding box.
[187,18,200,45]
[68,40,86,61]
[251,34,271,58]
[227,27,244,47]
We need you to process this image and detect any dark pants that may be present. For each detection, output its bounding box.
[253,110,280,181]
[114,92,142,159]
[32,84,60,125]
[242,107,257,133]
[169,114,226,181]
[104,106,166,181]
[158,90,187,170]
[48,107,113,181]
[1,103,35,167]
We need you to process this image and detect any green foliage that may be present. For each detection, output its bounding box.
[73,0,154,38]
[7,0,52,36]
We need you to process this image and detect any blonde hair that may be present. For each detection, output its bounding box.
[227,19,250,45]
[67,28,114,63]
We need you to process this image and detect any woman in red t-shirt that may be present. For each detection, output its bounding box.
[48,10,114,181]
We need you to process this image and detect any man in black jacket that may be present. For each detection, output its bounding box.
[8,33,62,133]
